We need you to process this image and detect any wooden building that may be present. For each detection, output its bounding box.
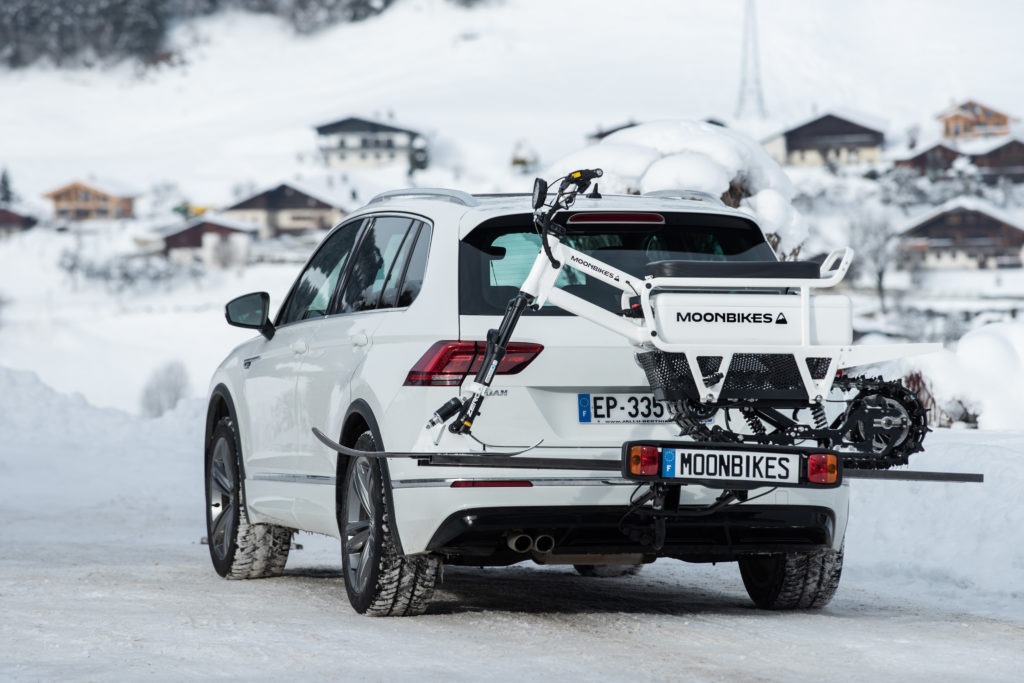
[936,100,1013,141]
[222,181,347,239]
[972,138,1024,183]
[43,180,136,221]
[0,208,37,237]
[897,198,1024,270]
[158,215,258,268]
[315,116,427,170]
[763,113,885,167]
[894,137,1024,184]
[893,143,961,178]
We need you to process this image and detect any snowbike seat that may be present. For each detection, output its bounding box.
[645,260,822,280]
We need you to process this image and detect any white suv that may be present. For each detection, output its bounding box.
[206,185,891,616]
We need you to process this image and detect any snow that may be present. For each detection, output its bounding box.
[2,1,1024,676]
[546,120,808,252]
[0,365,1020,681]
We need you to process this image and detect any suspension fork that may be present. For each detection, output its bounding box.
[448,290,535,435]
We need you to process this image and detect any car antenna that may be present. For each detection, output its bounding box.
[586,183,602,199]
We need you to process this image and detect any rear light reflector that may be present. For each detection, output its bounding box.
[450,480,533,488]
[628,445,660,476]
[405,340,543,386]
[807,453,839,484]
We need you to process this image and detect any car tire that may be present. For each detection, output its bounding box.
[738,545,844,610]
[339,430,440,616]
[205,417,292,579]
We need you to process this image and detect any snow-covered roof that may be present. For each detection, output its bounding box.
[43,176,140,199]
[225,175,377,213]
[156,213,260,238]
[761,108,888,143]
[934,99,1014,121]
[314,115,421,137]
[897,196,1024,236]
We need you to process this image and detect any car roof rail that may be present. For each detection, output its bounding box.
[642,189,724,205]
[367,188,480,207]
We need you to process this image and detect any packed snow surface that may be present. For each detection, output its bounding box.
[0,366,1021,681]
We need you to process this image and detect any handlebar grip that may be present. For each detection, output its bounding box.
[560,168,603,193]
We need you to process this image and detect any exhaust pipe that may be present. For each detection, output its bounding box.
[507,533,532,554]
[532,534,556,554]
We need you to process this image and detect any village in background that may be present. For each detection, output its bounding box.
[2,1,1023,425]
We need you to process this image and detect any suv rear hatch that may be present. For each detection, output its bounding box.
[457,210,775,448]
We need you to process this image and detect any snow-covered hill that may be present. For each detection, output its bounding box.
[2,0,1023,210]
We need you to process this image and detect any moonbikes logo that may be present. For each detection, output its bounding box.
[676,311,789,324]
[568,254,620,282]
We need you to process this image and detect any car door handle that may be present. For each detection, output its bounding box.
[349,333,369,347]
[291,340,308,355]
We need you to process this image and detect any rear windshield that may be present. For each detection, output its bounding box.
[460,212,775,315]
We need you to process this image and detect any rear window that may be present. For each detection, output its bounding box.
[460,212,774,315]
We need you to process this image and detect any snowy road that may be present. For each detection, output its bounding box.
[1,368,1022,681]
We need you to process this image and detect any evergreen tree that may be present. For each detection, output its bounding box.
[0,168,12,205]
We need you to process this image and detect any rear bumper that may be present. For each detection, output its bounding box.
[426,504,836,565]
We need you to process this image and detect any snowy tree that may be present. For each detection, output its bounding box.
[140,359,191,418]
[0,168,12,205]
[848,208,896,314]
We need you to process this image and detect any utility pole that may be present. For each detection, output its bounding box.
[735,0,767,120]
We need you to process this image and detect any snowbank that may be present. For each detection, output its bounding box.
[910,322,1024,430]
[545,120,808,254]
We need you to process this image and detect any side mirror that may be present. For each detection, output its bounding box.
[225,292,275,340]
[531,177,548,210]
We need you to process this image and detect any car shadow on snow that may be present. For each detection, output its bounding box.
[424,565,756,616]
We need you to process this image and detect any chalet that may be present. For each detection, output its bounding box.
[893,142,961,179]
[0,208,37,237]
[222,181,348,239]
[763,113,885,167]
[43,179,136,220]
[157,215,258,268]
[894,137,1024,184]
[971,138,1024,183]
[315,116,428,171]
[896,197,1024,271]
[936,100,1014,141]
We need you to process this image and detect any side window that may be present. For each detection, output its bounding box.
[277,219,362,326]
[395,223,431,307]
[339,216,416,313]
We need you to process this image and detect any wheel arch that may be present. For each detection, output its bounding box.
[206,385,246,482]
[335,399,405,555]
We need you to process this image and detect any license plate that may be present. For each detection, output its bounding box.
[578,393,672,424]
[662,447,800,485]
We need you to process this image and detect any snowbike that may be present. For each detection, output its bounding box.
[314,168,982,534]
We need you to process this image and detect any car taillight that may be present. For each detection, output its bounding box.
[807,453,839,484]
[404,340,544,386]
[450,480,533,488]
[628,445,660,477]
